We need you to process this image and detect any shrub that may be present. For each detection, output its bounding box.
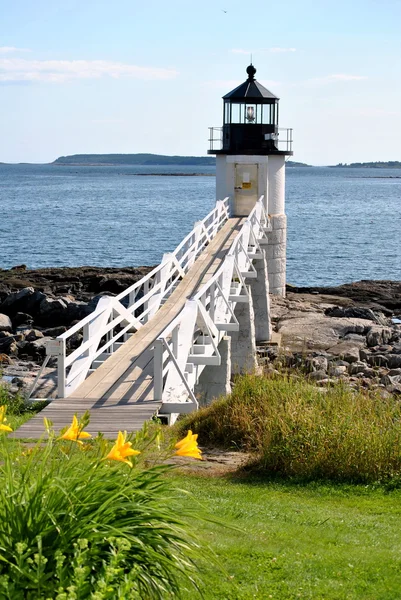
[179,373,401,483]
[0,416,206,599]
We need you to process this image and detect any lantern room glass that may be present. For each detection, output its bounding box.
[224,102,278,126]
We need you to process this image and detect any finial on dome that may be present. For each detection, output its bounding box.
[246,64,256,81]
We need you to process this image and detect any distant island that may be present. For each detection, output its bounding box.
[52,153,311,168]
[331,161,401,169]
[53,154,215,166]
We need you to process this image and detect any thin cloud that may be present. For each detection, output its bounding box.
[231,47,296,55]
[0,46,31,54]
[0,58,178,82]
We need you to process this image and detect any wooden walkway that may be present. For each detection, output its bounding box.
[12,218,245,439]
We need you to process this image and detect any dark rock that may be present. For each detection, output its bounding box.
[367,354,388,367]
[305,355,328,373]
[359,349,371,361]
[343,333,366,344]
[12,312,34,327]
[0,336,18,355]
[24,329,44,342]
[0,313,12,332]
[380,375,395,386]
[327,342,360,363]
[387,355,401,369]
[0,287,47,318]
[388,368,401,377]
[325,306,385,323]
[366,327,393,347]
[41,326,67,337]
[289,281,401,312]
[66,332,83,350]
[0,266,152,304]
[22,337,53,359]
[308,369,328,381]
[348,361,368,375]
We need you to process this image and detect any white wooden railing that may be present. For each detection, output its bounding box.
[44,198,230,398]
[153,197,270,415]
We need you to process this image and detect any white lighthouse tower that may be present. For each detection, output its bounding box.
[208,64,293,296]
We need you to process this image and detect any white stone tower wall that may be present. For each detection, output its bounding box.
[266,155,286,297]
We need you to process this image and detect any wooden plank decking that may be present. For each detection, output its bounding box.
[12,218,244,439]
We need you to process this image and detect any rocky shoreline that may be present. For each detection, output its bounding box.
[266,281,401,397]
[0,267,400,399]
[0,266,153,396]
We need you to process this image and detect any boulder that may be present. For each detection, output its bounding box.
[325,306,386,323]
[41,326,67,337]
[366,327,393,348]
[20,337,53,359]
[380,374,401,387]
[326,342,360,363]
[306,355,328,373]
[387,355,401,369]
[0,336,18,355]
[330,365,348,377]
[12,312,34,327]
[348,361,368,375]
[359,349,371,361]
[0,313,12,333]
[308,370,328,381]
[277,313,371,353]
[367,354,388,367]
[0,287,46,318]
[24,329,44,342]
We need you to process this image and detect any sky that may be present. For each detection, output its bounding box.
[0,0,400,165]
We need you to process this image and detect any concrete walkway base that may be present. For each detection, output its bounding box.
[194,336,232,407]
[229,288,257,374]
[250,253,272,342]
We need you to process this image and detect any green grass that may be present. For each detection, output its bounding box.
[173,474,401,600]
[0,383,47,430]
[0,421,212,599]
[179,373,401,483]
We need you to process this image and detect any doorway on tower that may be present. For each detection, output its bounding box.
[233,163,258,216]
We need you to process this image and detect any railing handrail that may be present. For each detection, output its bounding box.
[58,197,229,344]
[51,196,230,398]
[154,196,268,409]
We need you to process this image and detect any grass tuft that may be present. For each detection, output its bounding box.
[178,373,401,483]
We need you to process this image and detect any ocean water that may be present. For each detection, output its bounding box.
[0,163,400,287]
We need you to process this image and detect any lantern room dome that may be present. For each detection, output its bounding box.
[223,64,279,102]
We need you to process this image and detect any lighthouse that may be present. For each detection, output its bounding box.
[208,64,293,297]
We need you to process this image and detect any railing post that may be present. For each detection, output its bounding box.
[172,326,179,358]
[153,339,164,401]
[57,338,66,398]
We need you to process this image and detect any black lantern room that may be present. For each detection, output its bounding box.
[208,64,293,155]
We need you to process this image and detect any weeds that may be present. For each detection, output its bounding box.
[179,372,401,483]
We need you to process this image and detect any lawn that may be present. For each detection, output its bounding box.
[173,474,401,600]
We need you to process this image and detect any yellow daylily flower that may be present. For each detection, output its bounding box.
[0,405,12,433]
[59,415,91,445]
[175,430,202,460]
[104,431,140,467]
